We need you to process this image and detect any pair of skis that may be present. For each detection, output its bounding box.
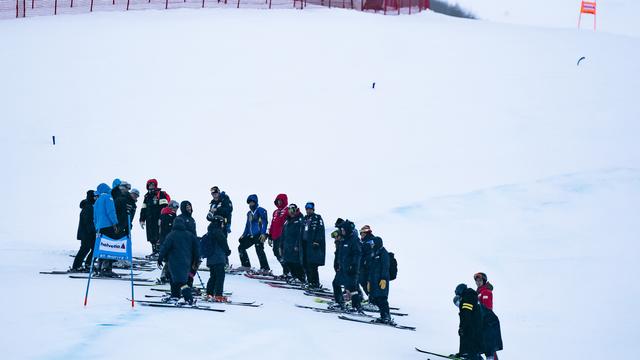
[294,304,415,331]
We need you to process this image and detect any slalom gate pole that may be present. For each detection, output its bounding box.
[84,235,99,306]
[128,215,134,307]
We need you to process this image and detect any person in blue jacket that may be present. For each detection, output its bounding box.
[93,182,123,277]
[238,194,270,273]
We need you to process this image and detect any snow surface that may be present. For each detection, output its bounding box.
[444,0,640,38]
[1,6,639,360]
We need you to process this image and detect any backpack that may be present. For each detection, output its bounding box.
[389,252,398,281]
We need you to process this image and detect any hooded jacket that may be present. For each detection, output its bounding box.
[367,237,390,298]
[242,194,268,237]
[268,194,288,240]
[158,217,200,284]
[177,200,197,236]
[93,183,118,231]
[77,190,96,241]
[334,221,361,282]
[281,210,304,264]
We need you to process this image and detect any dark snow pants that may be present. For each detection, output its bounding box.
[238,235,270,270]
[72,236,95,269]
[207,264,226,296]
[272,237,290,276]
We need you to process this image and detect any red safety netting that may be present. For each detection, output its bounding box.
[2,0,427,19]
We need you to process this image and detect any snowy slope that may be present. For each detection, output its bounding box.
[445,0,640,37]
[1,7,639,360]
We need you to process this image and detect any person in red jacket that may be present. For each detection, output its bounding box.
[267,194,290,278]
[474,272,503,360]
[474,272,493,310]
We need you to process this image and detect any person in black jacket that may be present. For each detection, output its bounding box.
[281,204,306,283]
[157,200,179,284]
[177,200,197,236]
[302,202,325,289]
[71,190,98,271]
[202,215,231,302]
[158,217,200,305]
[367,236,392,324]
[140,179,170,256]
[127,188,140,228]
[208,186,233,233]
[358,225,375,300]
[330,219,363,312]
[177,200,198,287]
[453,284,483,360]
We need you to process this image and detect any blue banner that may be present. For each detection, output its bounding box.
[93,234,132,261]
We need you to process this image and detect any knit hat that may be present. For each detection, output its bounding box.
[305,202,315,210]
[130,188,140,197]
[210,186,220,194]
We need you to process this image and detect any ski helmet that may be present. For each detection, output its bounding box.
[474,272,487,284]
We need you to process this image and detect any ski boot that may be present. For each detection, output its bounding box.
[213,295,229,303]
[328,302,347,312]
[375,315,395,325]
[161,296,179,304]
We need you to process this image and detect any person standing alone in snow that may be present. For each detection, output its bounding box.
[238,194,270,273]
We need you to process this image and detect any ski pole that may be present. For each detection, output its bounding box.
[196,270,206,290]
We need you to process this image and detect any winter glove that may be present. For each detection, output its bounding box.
[225,249,232,257]
[379,279,387,290]
[113,224,119,233]
[347,265,356,276]
[268,238,273,247]
[157,260,163,269]
[458,328,463,336]
[259,234,268,243]
[367,282,371,292]
[140,221,145,230]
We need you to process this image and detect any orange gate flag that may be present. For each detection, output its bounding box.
[578,1,597,30]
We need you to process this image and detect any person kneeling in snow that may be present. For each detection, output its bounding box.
[157,217,200,305]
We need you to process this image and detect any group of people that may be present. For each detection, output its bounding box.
[72,179,140,277]
[453,272,504,360]
[71,178,504,356]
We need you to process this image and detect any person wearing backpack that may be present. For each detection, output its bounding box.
[366,236,393,324]
[201,216,232,302]
[474,272,503,360]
